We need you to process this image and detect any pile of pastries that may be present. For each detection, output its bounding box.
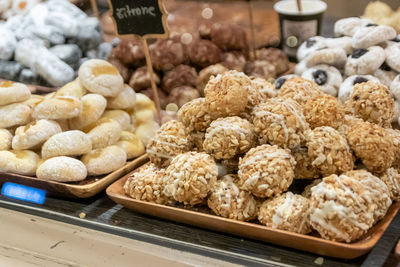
[0,59,158,182]
[0,0,111,87]
[291,16,400,128]
[110,23,290,110]
[124,69,400,243]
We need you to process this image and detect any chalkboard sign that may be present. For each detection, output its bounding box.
[108,0,168,38]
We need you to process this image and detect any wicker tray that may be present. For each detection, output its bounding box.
[0,154,148,198]
[106,162,400,259]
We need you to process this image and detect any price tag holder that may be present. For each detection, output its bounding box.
[1,182,46,204]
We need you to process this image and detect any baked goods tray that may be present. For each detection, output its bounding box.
[0,154,148,198]
[106,162,400,259]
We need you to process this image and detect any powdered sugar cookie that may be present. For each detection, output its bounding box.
[334,17,373,37]
[306,48,347,69]
[345,46,385,76]
[385,42,400,72]
[326,36,353,54]
[301,65,342,96]
[78,59,124,97]
[352,25,396,49]
[0,81,30,106]
[36,156,87,182]
[297,36,326,61]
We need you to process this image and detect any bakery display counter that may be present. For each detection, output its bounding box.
[0,192,399,266]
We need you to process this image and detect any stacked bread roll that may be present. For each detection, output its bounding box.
[0,59,157,182]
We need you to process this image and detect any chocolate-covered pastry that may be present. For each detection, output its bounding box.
[141,87,169,109]
[129,66,160,92]
[108,58,131,83]
[256,48,289,75]
[149,39,187,71]
[112,38,145,67]
[161,64,197,93]
[188,39,221,68]
[210,24,249,57]
[244,60,277,80]
[220,51,246,72]
[167,86,201,108]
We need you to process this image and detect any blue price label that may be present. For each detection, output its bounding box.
[1,183,46,204]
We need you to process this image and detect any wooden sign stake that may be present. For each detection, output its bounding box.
[142,37,162,122]
[296,0,302,12]
[247,0,257,60]
[90,0,100,18]
[107,0,169,124]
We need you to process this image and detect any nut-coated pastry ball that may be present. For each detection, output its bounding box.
[238,144,295,198]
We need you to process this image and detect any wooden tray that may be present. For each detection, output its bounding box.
[106,163,400,259]
[0,154,148,198]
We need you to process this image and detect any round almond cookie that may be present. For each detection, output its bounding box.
[163,152,218,205]
[338,75,381,103]
[55,79,86,98]
[36,156,87,182]
[81,145,127,176]
[385,42,400,73]
[78,59,124,97]
[42,130,92,158]
[0,103,31,128]
[116,131,145,159]
[301,65,342,96]
[297,36,326,61]
[305,48,347,69]
[0,150,39,176]
[204,70,250,117]
[85,119,122,149]
[334,17,373,37]
[106,84,136,110]
[208,174,257,221]
[0,80,30,106]
[345,46,385,76]
[12,119,62,150]
[258,192,311,234]
[32,96,83,120]
[68,94,107,130]
[238,144,295,198]
[348,81,394,128]
[0,129,12,150]
[352,25,397,49]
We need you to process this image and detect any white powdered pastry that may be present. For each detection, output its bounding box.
[41,130,92,158]
[301,65,343,96]
[352,25,397,49]
[81,145,127,176]
[36,156,87,182]
[32,96,82,120]
[345,46,385,76]
[0,150,39,176]
[12,119,62,150]
[385,43,400,73]
[107,84,136,110]
[0,81,30,106]
[69,93,107,130]
[0,103,31,128]
[297,36,326,61]
[0,129,13,150]
[86,120,122,149]
[334,17,372,37]
[78,59,124,97]
[102,110,132,131]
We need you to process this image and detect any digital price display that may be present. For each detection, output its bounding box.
[1,183,46,204]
